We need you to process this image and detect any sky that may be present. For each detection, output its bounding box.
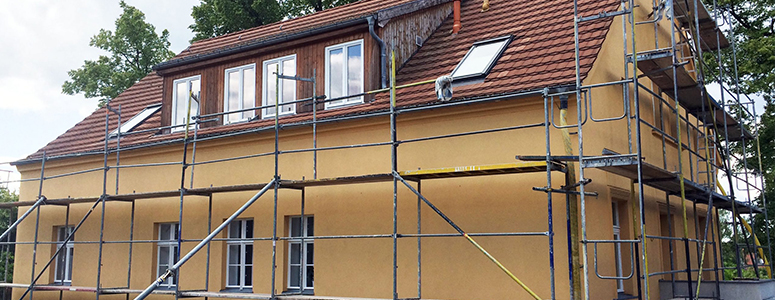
[0,0,199,191]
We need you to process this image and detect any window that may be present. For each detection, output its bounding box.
[54,226,74,284]
[157,223,179,288]
[224,64,256,124]
[325,40,363,108]
[109,104,162,138]
[612,202,624,292]
[226,219,254,290]
[288,216,313,291]
[171,76,201,132]
[450,36,512,82]
[263,55,296,118]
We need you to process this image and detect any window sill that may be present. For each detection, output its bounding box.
[223,118,252,126]
[51,282,71,286]
[283,289,314,295]
[261,111,296,120]
[325,100,364,110]
[221,287,253,293]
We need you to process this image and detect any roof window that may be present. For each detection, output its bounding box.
[109,104,162,138]
[450,36,512,83]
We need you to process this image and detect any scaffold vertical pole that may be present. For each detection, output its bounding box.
[270,64,281,299]
[390,49,399,300]
[543,88,556,300]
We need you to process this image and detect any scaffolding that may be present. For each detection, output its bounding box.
[0,0,771,299]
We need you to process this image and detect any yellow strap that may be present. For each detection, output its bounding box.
[715,182,771,278]
[463,234,543,300]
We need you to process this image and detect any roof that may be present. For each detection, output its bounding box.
[20,0,618,163]
[156,0,425,69]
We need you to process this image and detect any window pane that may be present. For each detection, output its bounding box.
[229,245,241,264]
[173,224,180,240]
[175,82,188,125]
[290,243,301,264]
[307,217,314,236]
[347,44,362,96]
[229,222,241,239]
[227,71,241,122]
[291,217,301,237]
[289,266,300,287]
[66,248,74,280]
[160,224,170,240]
[245,220,254,238]
[452,40,508,78]
[58,227,66,241]
[281,60,296,113]
[329,48,344,100]
[173,246,179,263]
[245,245,253,264]
[244,266,252,286]
[55,251,66,281]
[305,266,314,288]
[266,63,278,116]
[191,79,201,112]
[159,247,169,264]
[306,243,314,264]
[158,266,166,279]
[228,266,239,286]
[242,68,256,120]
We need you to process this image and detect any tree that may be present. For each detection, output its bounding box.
[0,188,17,282]
[282,0,360,19]
[62,1,175,107]
[701,0,775,278]
[189,0,359,42]
[189,0,284,42]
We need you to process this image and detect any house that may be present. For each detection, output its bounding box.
[7,0,766,299]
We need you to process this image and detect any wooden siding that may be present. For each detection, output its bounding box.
[381,2,453,71]
[161,28,378,128]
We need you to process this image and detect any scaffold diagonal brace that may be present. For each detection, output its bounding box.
[134,179,276,300]
[393,172,544,300]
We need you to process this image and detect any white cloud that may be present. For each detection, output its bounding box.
[0,0,196,163]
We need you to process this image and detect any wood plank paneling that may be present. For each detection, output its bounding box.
[381,3,453,71]
[162,28,377,126]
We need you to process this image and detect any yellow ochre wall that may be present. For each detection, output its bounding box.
[12,0,722,299]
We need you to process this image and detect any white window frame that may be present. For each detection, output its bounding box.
[54,226,75,284]
[262,55,297,118]
[612,202,624,292]
[226,219,253,290]
[171,75,201,132]
[287,216,313,291]
[110,104,162,138]
[223,64,257,124]
[324,40,364,109]
[157,223,179,288]
[450,35,512,82]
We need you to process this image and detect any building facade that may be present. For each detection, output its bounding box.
[7,0,764,299]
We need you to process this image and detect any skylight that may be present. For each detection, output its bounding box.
[109,104,162,138]
[450,36,512,81]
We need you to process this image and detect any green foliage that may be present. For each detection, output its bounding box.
[62,1,175,107]
[189,0,284,42]
[282,0,360,19]
[188,0,359,42]
[0,188,16,282]
[700,0,775,278]
[703,0,775,99]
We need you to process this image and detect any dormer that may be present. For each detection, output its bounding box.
[152,0,456,134]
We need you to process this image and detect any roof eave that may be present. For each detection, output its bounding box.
[153,16,372,72]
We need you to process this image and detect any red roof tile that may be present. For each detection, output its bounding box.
[22,0,618,162]
[163,0,418,65]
